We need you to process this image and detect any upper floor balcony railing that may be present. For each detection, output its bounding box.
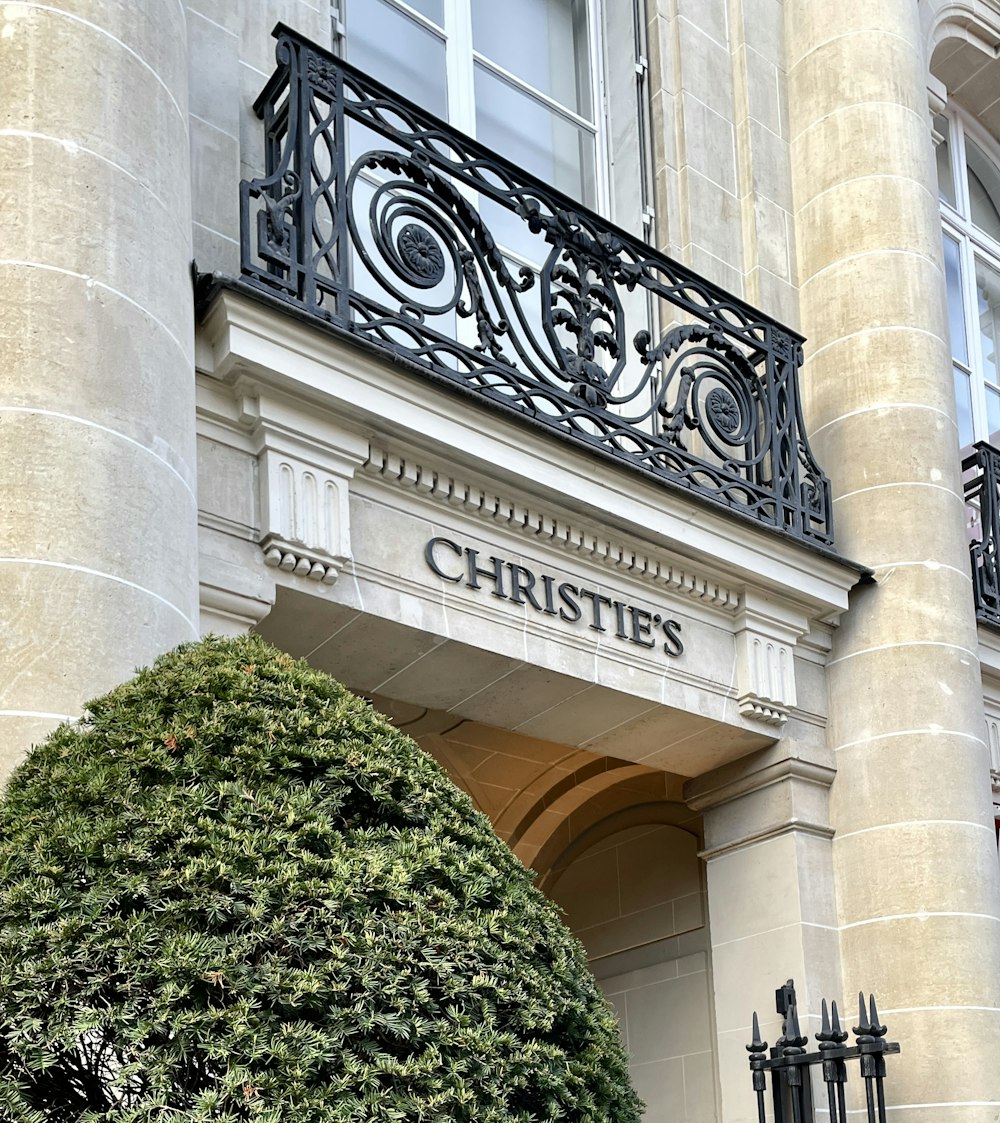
[964,441,1000,628]
[238,25,834,550]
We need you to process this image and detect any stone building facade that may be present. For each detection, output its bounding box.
[5,1,1000,1120]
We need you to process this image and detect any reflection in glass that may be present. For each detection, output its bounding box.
[472,0,592,116]
[989,385,1000,447]
[475,64,596,206]
[967,137,1000,245]
[347,0,448,119]
[476,195,545,271]
[943,234,968,365]
[977,256,1000,388]
[397,0,444,24]
[934,115,956,208]
[954,365,974,449]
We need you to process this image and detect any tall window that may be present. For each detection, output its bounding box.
[937,112,1000,450]
[341,0,647,225]
[337,0,653,398]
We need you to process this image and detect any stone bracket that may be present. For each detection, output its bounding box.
[251,403,368,588]
[734,592,809,726]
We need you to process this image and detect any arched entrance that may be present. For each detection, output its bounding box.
[367,694,720,1123]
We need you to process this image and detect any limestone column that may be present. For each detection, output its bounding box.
[0,2,199,774]
[787,1,1000,1117]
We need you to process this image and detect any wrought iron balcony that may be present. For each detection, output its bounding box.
[964,441,1000,628]
[238,25,834,549]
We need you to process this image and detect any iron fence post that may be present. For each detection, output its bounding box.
[747,981,899,1123]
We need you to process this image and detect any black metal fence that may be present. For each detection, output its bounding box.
[238,25,834,550]
[964,441,1000,628]
[748,981,899,1123]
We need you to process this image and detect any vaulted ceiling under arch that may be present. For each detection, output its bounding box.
[367,693,702,886]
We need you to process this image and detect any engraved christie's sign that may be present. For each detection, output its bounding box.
[424,536,684,658]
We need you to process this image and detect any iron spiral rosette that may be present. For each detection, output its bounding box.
[641,325,769,473]
[345,149,542,366]
[238,26,835,550]
[396,223,446,285]
[350,174,463,318]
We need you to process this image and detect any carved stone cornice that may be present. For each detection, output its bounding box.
[686,750,837,860]
[198,530,276,636]
[199,581,273,634]
[686,753,836,813]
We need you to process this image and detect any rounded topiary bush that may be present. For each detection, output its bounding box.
[0,634,641,1123]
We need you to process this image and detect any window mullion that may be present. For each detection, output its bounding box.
[444,0,476,138]
[962,236,989,442]
[955,117,972,224]
[588,0,609,216]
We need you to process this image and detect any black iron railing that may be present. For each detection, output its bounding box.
[748,981,899,1123]
[240,24,833,548]
[964,441,1000,628]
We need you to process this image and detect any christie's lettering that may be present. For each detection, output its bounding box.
[424,536,684,657]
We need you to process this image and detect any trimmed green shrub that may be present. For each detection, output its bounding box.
[0,634,642,1123]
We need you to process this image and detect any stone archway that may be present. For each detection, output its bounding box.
[365,696,720,1123]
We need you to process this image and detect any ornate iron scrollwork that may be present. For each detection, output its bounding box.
[965,441,1000,628]
[239,25,834,549]
[528,206,631,406]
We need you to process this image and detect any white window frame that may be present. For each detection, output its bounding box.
[343,0,610,216]
[939,108,1000,449]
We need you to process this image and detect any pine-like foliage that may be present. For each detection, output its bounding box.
[0,634,642,1123]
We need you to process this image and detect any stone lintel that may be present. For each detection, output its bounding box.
[195,288,862,618]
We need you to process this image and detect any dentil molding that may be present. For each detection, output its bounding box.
[363,443,742,613]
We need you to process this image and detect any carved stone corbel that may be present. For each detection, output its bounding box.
[734,592,809,726]
[251,408,368,588]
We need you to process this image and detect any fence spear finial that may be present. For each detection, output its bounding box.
[854,990,876,1045]
[817,997,835,1050]
[869,994,887,1039]
[783,1002,808,1052]
[747,1011,767,1055]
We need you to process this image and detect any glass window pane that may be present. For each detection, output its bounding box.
[347,0,447,119]
[954,365,974,449]
[988,386,1000,447]
[977,255,1000,388]
[943,234,968,366]
[967,137,1000,244]
[472,0,592,117]
[476,196,540,266]
[399,0,443,24]
[475,64,596,206]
